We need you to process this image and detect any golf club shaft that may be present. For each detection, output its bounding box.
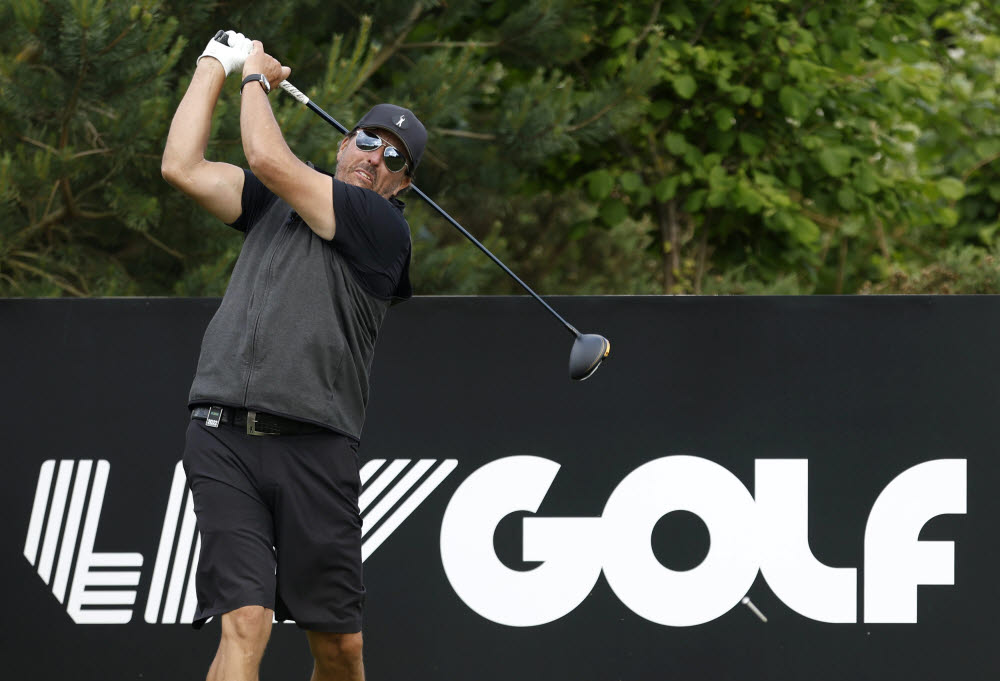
[277,80,582,339]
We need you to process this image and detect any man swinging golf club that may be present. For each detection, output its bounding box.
[161,30,426,681]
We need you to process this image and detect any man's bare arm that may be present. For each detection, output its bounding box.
[161,58,245,224]
[238,42,336,240]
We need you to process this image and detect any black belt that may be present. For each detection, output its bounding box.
[191,406,325,436]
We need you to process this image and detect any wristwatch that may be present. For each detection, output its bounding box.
[240,73,271,95]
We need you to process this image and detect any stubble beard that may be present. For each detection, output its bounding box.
[335,161,400,199]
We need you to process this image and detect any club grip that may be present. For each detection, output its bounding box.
[279,81,311,106]
[213,30,229,46]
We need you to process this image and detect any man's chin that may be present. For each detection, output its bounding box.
[337,172,392,198]
[336,171,373,190]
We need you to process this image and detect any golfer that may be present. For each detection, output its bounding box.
[161,30,425,681]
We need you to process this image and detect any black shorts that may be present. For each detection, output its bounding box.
[182,418,364,632]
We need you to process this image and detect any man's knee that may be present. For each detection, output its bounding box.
[310,631,364,671]
[221,605,272,648]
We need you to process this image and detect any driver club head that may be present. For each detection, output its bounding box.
[569,333,611,381]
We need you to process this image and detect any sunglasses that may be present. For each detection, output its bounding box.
[353,129,409,174]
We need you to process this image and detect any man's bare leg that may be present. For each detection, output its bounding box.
[307,631,365,681]
[205,606,273,681]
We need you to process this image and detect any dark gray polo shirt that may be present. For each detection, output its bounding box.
[188,169,412,440]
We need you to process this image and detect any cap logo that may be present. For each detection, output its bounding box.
[395,115,406,128]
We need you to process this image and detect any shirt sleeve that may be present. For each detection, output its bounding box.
[226,169,277,233]
[332,178,413,301]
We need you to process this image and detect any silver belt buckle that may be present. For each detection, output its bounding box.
[245,410,275,436]
[246,410,262,436]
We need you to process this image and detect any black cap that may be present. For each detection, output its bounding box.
[354,104,427,171]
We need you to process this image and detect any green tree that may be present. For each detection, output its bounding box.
[2,0,664,296]
[578,0,1000,294]
[0,0,186,295]
[2,0,999,297]
[867,3,1000,293]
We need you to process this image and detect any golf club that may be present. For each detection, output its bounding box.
[215,32,610,380]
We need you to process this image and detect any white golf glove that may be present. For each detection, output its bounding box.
[197,30,252,77]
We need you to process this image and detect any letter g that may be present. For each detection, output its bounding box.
[440,456,602,626]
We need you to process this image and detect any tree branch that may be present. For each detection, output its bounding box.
[61,179,77,219]
[657,200,678,293]
[695,212,711,294]
[97,24,133,56]
[362,2,426,81]
[690,0,723,46]
[61,30,89,149]
[634,1,662,45]
[874,218,891,261]
[6,259,88,297]
[17,135,58,154]
[669,200,681,288]
[566,102,617,133]
[71,148,113,159]
[77,209,117,220]
[963,152,1000,183]
[142,231,185,260]
[42,180,60,217]
[836,237,848,294]
[401,41,500,49]
[78,166,129,201]
[32,208,69,235]
[432,128,497,140]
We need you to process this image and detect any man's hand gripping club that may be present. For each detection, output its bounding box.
[241,40,292,90]
[198,30,252,77]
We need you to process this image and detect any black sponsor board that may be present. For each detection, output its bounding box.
[0,297,996,680]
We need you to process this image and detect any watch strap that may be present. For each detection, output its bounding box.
[240,73,270,95]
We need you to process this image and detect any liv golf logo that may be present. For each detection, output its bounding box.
[23,458,457,624]
[24,456,966,627]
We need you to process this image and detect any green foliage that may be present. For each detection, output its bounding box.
[862,245,1000,294]
[1,0,999,297]
[0,0,185,295]
[582,0,1000,294]
[703,268,810,296]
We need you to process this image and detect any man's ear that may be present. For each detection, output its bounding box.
[336,135,351,161]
